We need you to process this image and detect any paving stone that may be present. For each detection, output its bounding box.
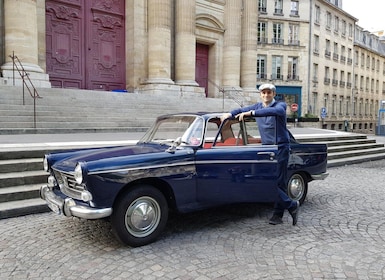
[1,160,385,279]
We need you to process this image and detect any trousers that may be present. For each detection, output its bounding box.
[273,145,296,217]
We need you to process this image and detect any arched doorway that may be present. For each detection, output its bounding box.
[45,0,125,90]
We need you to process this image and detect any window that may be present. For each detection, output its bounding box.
[272,56,283,80]
[341,20,346,36]
[333,42,339,60]
[332,69,338,85]
[340,70,345,87]
[258,0,267,13]
[290,1,299,16]
[326,12,332,29]
[315,6,320,24]
[346,97,351,115]
[334,16,339,33]
[347,72,352,88]
[287,57,298,80]
[340,46,346,62]
[257,55,267,79]
[274,0,283,14]
[325,39,331,57]
[288,24,299,45]
[348,23,353,37]
[257,22,268,43]
[347,48,352,64]
[324,67,330,84]
[272,23,284,44]
[360,53,365,67]
[313,63,319,81]
[314,35,319,54]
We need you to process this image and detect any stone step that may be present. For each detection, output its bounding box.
[0,198,49,219]
[327,152,385,167]
[0,158,42,173]
[0,170,47,188]
[327,143,385,153]
[0,184,41,203]
[327,146,385,161]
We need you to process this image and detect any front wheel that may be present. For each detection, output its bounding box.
[287,173,308,205]
[111,185,168,247]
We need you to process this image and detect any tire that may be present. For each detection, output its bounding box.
[287,173,308,205]
[111,185,168,247]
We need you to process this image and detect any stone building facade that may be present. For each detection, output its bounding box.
[0,0,384,133]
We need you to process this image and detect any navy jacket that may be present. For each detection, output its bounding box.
[230,100,290,145]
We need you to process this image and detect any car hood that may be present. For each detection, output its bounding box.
[51,143,195,173]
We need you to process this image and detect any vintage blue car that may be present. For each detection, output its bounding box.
[40,112,328,247]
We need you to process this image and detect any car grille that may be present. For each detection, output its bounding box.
[53,170,85,200]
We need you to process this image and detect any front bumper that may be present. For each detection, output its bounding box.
[40,185,112,219]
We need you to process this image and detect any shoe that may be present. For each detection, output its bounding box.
[289,201,300,226]
[269,214,283,225]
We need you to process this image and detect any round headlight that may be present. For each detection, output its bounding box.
[43,155,49,172]
[74,164,84,184]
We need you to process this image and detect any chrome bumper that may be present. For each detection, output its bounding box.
[40,185,112,220]
[311,172,329,180]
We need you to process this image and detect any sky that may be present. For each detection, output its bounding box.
[342,1,385,32]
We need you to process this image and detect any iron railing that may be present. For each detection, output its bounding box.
[9,51,41,128]
[208,79,247,110]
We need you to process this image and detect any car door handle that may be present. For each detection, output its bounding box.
[257,152,275,160]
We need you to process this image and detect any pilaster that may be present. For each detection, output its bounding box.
[175,0,198,87]
[240,0,258,95]
[146,0,174,85]
[222,0,242,89]
[1,0,50,88]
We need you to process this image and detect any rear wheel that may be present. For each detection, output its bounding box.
[111,185,168,247]
[287,173,308,205]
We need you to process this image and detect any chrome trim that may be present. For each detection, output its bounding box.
[40,185,112,219]
[311,172,329,180]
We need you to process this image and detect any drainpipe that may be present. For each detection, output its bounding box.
[307,0,314,115]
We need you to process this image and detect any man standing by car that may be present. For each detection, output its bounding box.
[220,83,299,225]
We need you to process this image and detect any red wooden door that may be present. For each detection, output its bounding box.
[195,43,209,97]
[46,0,125,90]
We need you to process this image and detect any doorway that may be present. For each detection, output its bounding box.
[45,0,126,90]
[195,43,209,97]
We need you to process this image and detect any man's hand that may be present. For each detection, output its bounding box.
[220,113,232,122]
[235,111,252,121]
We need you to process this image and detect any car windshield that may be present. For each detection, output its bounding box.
[138,115,205,146]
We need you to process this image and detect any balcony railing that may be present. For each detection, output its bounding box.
[288,40,300,46]
[271,74,283,80]
[257,73,267,80]
[287,75,299,80]
[257,37,268,44]
[271,38,284,45]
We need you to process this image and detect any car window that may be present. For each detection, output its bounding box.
[139,115,202,144]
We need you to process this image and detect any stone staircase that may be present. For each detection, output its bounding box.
[0,85,237,134]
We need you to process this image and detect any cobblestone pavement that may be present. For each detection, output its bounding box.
[1,160,385,280]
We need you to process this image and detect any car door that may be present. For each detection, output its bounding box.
[194,117,279,204]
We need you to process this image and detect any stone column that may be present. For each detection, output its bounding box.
[1,0,50,87]
[222,0,242,90]
[175,0,198,86]
[146,0,173,84]
[241,0,258,94]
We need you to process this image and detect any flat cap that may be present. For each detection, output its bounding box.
[258,83,276,92]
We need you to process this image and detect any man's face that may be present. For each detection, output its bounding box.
[260,89,276,105]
